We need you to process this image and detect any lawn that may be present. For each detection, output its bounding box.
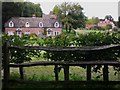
[75,29,108,34]
[8,65,120,89]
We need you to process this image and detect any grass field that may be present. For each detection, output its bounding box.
[74,29,108,34]
[9,65,120,81]
[8,65,120,89]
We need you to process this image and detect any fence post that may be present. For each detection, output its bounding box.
[64,65,69,81]
[54,65,59,81]
[118,67,120,81]
[86,65,91,81]
[19,67,24,79]
[3,41,10,88]
[103,65,109,81]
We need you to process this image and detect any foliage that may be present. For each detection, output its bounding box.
[39,32,120,62]
[2,33,41,63]
[105,15,114,21]
[22,2,42,17]
[2,31,120,69]
[52,2,86,30]
[85,17,100,25]
[118,16,120,28]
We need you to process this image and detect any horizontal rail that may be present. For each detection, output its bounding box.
[8,44,120,51]
[8,80,120,85]
[9,61,120,67]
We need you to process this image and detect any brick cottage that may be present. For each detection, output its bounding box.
[4,14,62,37]
[85,19,115,30]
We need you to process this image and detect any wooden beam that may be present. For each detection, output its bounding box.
[9,61,120,67]
[9,44,120,51]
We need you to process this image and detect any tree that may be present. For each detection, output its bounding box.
[118,16,120,28]
[22,2,43,17]
[105,15,114,21]
[85,17,99,25]
[53,5,61,16]
[52,2,86,31]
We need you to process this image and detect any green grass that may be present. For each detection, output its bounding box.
[75,29,108,34]
[9,66,120,81]
[5,58,120,89]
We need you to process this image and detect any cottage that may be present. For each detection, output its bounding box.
[97,19,115,28]
[4,14,62,37]
[85,18,115,30]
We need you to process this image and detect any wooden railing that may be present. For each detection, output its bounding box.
[2,42,120,88]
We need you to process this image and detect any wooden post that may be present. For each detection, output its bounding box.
[118,67,120,81]
[64,65,69,81]
[103,65,109,81]
[86,65,91,81]
[19,67,24,79]
[3,41,10,88]
[54,65,59,81]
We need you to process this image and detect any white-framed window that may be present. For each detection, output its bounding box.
[9,21,14,27]
[54,22,59,28]
[39,22,43,27]
[24,31,30,34]
[16,28,22,37]
[46,28,52,36]
[25,22,30,27]
[8,31,14,35]
[38,31,43,35]
[54,31,59,36]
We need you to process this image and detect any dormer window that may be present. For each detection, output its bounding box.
[39,22,43,27]
[9,21,14,27]
[25,22,30,27]
[54,22,59,28]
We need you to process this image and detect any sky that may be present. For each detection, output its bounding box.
[26,0,119,21]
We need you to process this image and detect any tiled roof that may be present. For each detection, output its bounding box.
[5,15,62,28]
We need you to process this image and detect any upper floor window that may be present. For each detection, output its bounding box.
[25,22,30,27]
[9,21,14,27]
[39,22,43,27]
[54,22,59,28]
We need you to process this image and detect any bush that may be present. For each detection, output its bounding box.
[2,32,120,63]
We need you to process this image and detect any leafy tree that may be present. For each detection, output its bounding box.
[21,2,43,17]
[105,15,114,21]
[53,5,61,17]
[52,2,86,31]
[86,17,99,25]
[118,16,120,28]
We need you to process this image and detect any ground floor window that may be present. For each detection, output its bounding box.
[24,31,30,34]
[16,28,22,37]
[8,31,14,36]
[47,28,52,36]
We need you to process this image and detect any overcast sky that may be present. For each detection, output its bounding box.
[27,0,119,21]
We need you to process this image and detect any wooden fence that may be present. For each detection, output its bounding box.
[2,42,120,88]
